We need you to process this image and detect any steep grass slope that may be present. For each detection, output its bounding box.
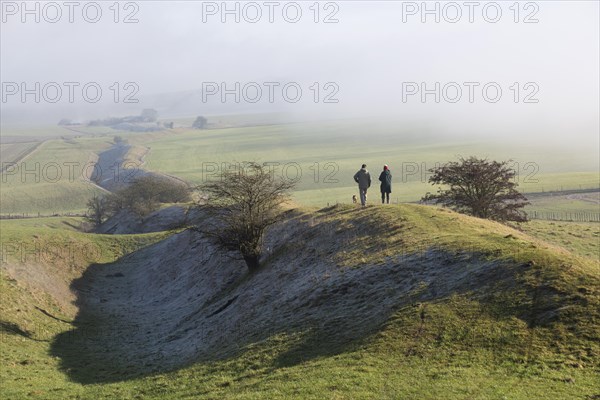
[1,205,599,399]
[0,218,170,398]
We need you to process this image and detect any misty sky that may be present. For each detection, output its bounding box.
[1,1,599,145]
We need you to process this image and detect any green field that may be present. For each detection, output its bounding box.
[520,220,600,260]
[2,119,598,213]
[526,191,600,214]
[0,125,81,138]
[135,120,599,206]
[2,0,599,394]
[0,142,41,165]
[0,124,129,138]
[0,118,598,399]
[0,138,113,215]
[1,206,598,399]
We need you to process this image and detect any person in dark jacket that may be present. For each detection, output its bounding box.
[378,164,392,204]
[353,164,371,206]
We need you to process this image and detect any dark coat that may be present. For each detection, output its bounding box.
[379,170,392,193]
[354,168,371,189]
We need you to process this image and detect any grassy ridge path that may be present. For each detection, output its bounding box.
[49,205,600,391]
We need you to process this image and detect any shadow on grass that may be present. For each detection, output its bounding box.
[1,320,49,342]
[48,206,557,385]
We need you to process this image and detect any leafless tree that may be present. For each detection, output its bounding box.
[194,162,296,273]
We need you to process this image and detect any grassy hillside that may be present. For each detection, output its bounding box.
[0,218,172,398]
[520,220,599,260]
[0,138,112,214]
[1,205,598,399]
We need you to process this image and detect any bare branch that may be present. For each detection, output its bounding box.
[192,162,296,272]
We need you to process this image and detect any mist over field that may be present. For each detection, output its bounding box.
[2,1,599,147]
[1,2,599,399]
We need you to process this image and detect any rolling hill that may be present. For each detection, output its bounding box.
[0,204,598,399]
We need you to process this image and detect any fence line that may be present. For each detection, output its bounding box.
[0,212,86,220]
[526,211,600,222]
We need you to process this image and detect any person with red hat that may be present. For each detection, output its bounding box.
[379,164,392,204]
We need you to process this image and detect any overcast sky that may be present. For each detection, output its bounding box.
[1,1,598,145]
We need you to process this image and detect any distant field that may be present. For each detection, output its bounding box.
[163,112,294,128]
[1,119,599,213]
[520,220,599,260]
[0,137,112,214]
[526,191,600,214]
[0,125,78,139]
[137,120,599,205]
[0,141,40,165]
[0,124,132,138]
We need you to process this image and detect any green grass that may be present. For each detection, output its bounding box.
[526,191,600,214]
[3,322,597,400]
[0,217,174,398]
[0,217,172,279]
[0,126,80,138]
[2,119,598,213]
[135,120,599,204]
[0,137,114,214]
[0,124,134,138]
[1,206,599,399]
[0,142,41,164]
[0,118,598,398]
[0,125,167,215]
[520,220,599,260]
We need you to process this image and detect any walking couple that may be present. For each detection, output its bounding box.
[353,164,392,207]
